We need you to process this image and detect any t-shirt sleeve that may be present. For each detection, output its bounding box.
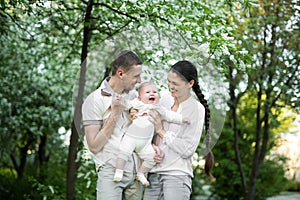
[82,92,104,126]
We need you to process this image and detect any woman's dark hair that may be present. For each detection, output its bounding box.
[111,50,143,75]
[170,60,215,181]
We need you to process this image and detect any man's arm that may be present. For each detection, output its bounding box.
[84,95,125,154]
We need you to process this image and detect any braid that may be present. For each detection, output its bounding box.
[192,83,215,182]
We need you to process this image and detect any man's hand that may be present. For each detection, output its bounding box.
[111,95,126,116]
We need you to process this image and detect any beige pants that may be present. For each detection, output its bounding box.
[96,163,144,200]
[143,173,192,200]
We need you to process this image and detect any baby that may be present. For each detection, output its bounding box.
[113,81,189,186]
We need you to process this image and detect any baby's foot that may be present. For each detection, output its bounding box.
[113,169,124,182]
[137,172,150,186]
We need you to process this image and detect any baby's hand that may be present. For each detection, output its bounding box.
[183,118,190,125]
[129,107,139,120]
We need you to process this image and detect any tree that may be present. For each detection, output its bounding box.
[214,1,300,199]
[244,1,299,199]
[0,1,73,177]
[0,1,80,198]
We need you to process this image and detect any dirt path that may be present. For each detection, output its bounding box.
[266,192,300,200]
[195,192,300,200]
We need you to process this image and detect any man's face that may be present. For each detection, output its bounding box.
[122,65,142,93]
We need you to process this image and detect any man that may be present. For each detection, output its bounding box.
[82,50,144,200]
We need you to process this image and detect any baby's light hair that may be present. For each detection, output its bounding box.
[138,81,157,95]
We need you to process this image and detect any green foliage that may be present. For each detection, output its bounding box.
[191,169,213,199]
[209,125,247,199]
[0,140,69,199]
[210,122,289,199]
[0,173,32,200]
[210,0,299,199]
[75,147,97,200]
[0,0,78,181]
[255,158,289,199]
[286,180,300,192]
[26,176,66,200]
[0,144,96,200]
[30,146,68,199]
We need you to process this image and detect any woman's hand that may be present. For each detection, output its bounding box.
[152,144,164,164]
[148,109,165,137]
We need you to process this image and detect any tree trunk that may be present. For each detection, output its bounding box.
[66,120,80,200]
[246,86,262,200]
[38,134,49,166]
[66,1,93,199]
[10,140,33,179]
[228,65,247,195]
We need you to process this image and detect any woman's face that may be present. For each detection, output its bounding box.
[167,71,192,99]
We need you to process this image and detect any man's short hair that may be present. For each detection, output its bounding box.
[111,50,143,75]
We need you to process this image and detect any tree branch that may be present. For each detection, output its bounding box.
[94,2,139,22]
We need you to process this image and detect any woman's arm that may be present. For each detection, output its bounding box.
[148,110,165,163]
[165,103,205,158]
[150,103,205,159]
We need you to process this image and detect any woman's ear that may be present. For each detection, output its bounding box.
[189,80,195,88]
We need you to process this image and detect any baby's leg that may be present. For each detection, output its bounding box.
[113,136,136,182]
[113,158,127,182]
[137,141,156,186]
[136,166,151,187]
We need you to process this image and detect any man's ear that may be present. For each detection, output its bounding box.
[117,69,124,79]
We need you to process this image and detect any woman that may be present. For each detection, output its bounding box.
[144,60,214,200]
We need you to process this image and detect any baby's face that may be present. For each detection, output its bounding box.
[139,85,159,104]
